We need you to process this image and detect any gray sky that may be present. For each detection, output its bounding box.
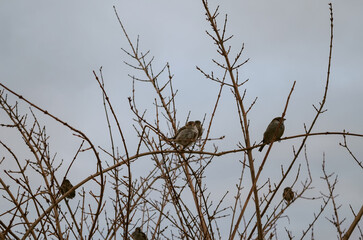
[1,0,363,239]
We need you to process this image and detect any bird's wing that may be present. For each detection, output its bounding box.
[172,126,186,139]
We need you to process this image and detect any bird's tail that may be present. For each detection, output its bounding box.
[258,144,264,152]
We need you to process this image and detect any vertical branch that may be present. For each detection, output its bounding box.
[321,157,343,238]
[201,0,263,238]
[92,71,132,239]
[248,3,334,238]
[113,6,177,133]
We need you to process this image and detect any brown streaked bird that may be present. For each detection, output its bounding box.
[170,121,199,148]
[59,179,76,199]
[258,117,285,152]
[283,187,294,203]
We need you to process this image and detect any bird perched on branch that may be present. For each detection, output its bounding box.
[258,117,285,152]
[170,121,200,148]
[59,179,76,199]
[131,227,148,240]
[283,187,294,203]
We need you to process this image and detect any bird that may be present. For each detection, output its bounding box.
[131,227,148,240]
[170,121,199,148]
[59,179,76,199]
[283,187,294,203]
[258,117,285,152]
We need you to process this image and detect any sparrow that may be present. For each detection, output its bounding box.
[283,187,294,203]
[170,121,199,148]
[258,117,285,152]
[131,227,148,240]
[59,179,76,199]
